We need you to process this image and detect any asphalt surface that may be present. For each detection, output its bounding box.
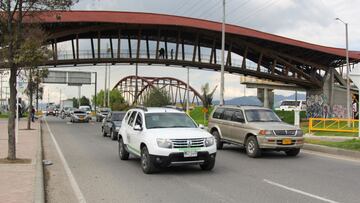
[43,116,360,203]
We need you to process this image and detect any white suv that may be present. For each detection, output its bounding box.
[118,107,217,174]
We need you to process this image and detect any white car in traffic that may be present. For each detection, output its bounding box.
[118,107,217,174]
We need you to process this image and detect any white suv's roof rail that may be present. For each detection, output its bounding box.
[133,106,148,112]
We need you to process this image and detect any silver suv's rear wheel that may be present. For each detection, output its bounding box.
[246,136,261,158]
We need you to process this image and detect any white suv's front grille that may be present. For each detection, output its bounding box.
[171,138,205,148]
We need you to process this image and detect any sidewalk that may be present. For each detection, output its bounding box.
[0,119,41,203]
[304,133,359,142]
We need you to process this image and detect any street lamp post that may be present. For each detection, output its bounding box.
[336,18,351,121]
[220,0,226,105]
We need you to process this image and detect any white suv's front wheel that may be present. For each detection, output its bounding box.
[140,146,157,174]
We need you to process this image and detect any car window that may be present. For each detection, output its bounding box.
[212,108,224,119]
[124,111,132,122]
[128,111,137,127]
[112,113,125,121]
[245,109,281,122]
[231,111,245,123]
[145,113,197,129]
[135,113,143,127]
[222,109,235,121]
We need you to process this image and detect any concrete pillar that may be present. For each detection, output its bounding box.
[257,88,274,109]
[264,88,269,108]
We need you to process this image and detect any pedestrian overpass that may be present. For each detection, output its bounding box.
[24,11,360,116]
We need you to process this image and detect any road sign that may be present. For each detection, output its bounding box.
[68,72,91,85]
[202,108,208,113]
[43,71,67,84]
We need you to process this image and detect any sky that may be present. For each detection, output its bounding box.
[6,0,360,105]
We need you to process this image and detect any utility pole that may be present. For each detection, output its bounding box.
[336,18,351,121]
[220,0,226,105]
[104,64,107,107]
[186,66,190,114]
[108,65,111,107]
[94,72,97,112]
[135,63,138,104]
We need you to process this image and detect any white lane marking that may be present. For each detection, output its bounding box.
[264,179,339,203]
[302,150,360,164]
[45,119,87,203]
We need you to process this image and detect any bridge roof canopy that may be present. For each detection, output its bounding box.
[26,11,360,65]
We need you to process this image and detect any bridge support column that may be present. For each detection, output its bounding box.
[257,88,274,109]
[306,69,351,118]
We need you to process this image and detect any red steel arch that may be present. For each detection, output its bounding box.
[113,76,204,106]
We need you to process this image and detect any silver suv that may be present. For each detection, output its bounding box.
[208,105,304,158]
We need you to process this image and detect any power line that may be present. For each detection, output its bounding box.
[226,0,251,18]
[235,0,279,24]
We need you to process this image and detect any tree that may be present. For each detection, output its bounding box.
[72,97,79,108]
[79,96,90,106]
[92,89,127,110]
[143,88,171,107]
[20,28,50,129]
[0,0,78,160]
[201,83,217,117]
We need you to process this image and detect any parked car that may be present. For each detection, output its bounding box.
[70,109,91,123]
[118,107,216,174]
[276,100,306,111]
[208,105,304,158]
[102,111,126,140]
[96,107,111,122]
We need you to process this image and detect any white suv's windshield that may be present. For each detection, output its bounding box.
[245,109,281,122]
[145,113,197,129]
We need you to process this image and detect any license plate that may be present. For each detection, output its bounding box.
[184,151,197,157]
[282,139,292,145]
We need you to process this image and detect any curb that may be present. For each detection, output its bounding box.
[303,143,360,159]
[33,120,45,203]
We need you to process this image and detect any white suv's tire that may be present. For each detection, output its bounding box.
[140,146,157,174]
[118,138,129,160]
[212,131,223,150]
[246,136,261,158]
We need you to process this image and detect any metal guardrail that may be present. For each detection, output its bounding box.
[309,118,359,133]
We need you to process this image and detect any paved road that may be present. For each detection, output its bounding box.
[43,116,360,203]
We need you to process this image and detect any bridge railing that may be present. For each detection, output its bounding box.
[308,118,359,133]
[53,49,260,70]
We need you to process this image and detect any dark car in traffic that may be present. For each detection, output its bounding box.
[102,111,126,140]
[96,107,111,122]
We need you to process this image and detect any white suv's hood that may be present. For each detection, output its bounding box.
[147,128,212,139]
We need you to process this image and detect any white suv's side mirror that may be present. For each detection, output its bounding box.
[134,125,143,131]
[199,124,205,129]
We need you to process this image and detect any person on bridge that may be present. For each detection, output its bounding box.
[159,48,165,59]
[170,49,174,59]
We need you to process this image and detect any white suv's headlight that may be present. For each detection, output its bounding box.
[205,137,215,147]
[296,130,303,137]
[157,138,172,148]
